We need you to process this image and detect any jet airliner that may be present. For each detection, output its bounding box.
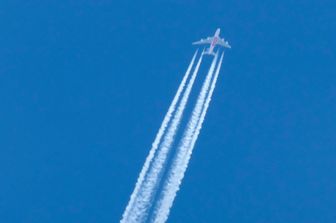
[193,28,231,55]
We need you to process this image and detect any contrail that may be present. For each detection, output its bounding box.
[188,52,224,166]
[121,51,204,223]
[151,53,222,223]
[120,51,197,222]
[129,53,204,222]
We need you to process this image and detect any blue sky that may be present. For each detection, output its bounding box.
[1,1,335,222]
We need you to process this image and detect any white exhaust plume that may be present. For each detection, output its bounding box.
[120,51,197,222]
[151,53,223,223]
[186,52,224,174]
[121,51,204,223]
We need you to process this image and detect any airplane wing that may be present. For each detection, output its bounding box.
[192,37,213,45]
[217,38,231,48]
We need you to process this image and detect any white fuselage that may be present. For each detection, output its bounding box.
[207,29,220,54]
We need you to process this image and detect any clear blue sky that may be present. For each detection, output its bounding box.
[1,1,335,222]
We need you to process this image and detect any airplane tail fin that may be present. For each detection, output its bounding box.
[204,49,216,56]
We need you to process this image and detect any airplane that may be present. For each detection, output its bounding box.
[192,28,231,55]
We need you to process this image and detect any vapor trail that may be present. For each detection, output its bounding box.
[122,52,204,223]
[151,53,221,223]
[120,51,198,222]
[187,52,224,171]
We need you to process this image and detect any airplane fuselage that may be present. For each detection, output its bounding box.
[208,29,221,55]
